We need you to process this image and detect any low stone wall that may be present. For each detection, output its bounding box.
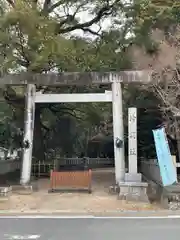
[0,159,21,185]
[140,158,180,209]
[140,156,178,185]
[141,159,162,185]
[0,160,21,174]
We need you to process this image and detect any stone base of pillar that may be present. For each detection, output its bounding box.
[12,184,34,195]
[0,186,12,200]
[109,184,120,195]
[125,173,142,182]
[118,181,149,202]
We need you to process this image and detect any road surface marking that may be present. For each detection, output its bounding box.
[1,215,180,219]
[4,234,40,239]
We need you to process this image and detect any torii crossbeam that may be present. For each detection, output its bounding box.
[0,71,150,85]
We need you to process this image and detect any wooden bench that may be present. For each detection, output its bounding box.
[49,169,92,193]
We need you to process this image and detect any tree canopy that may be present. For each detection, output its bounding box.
[0,0,177,161]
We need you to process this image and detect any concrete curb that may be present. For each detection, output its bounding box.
[0,209,180,217]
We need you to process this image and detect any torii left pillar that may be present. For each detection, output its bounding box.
[20,84,36,185]
[111,78,125,184]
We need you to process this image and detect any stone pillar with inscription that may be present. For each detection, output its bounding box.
[125,107,142,182]
[119,107,149,202]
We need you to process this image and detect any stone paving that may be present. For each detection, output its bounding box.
[0,169,162,213]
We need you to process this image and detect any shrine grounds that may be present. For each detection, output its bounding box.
[0,168,161,214]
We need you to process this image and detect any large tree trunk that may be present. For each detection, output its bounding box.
[33,106,45,161]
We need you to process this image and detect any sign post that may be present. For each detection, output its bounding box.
[153,127,177,186]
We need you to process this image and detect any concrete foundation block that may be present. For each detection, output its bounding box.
[125,173,142,182]
[118,181,149,202]
[0,186,12,200]
[109,184,120,195]
[12,185,33,195]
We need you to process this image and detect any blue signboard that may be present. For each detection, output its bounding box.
[152,127,177,186]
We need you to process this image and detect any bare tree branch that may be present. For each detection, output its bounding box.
[32,0,39,6]
[43,0,51,13]
[15,26,30,67]
[47,0,64,13]
[58,0,119,34]
[41,122,50,132]
[56,3,91,29]
[5,0,14,7]
[153,67,180,117]
[48,105,83,121]
[82,27,102,37]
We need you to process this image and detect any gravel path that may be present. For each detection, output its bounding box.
[0,170,162,213]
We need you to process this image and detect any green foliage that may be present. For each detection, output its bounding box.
[0,101,22,150]
[0,0,168,160]
[134,0,180,28]
[125,0,180,53]
[0,0,127,73]
[0,0,129,158]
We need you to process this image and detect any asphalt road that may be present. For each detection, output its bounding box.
[1,217,180,240]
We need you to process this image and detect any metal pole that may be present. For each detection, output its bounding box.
[20,84,36,185]
[112,79,125,183]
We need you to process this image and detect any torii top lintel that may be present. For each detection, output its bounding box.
[0,71,151,85]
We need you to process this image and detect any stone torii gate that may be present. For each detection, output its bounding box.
[0,71,151,200]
